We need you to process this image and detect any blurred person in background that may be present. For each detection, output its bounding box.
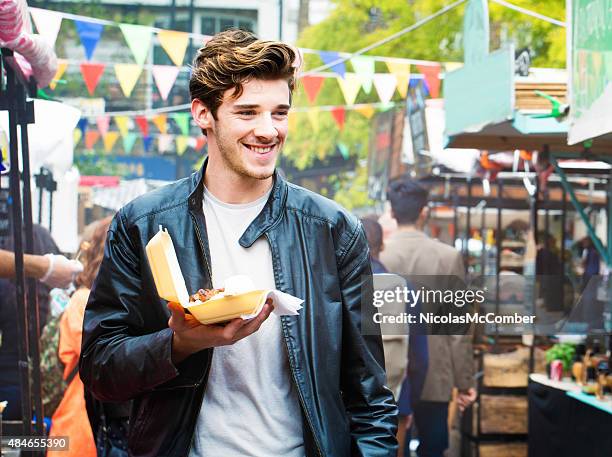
[0,225,80,420]
[362,216,429,457]
[381,177,475,457]
[48,216,130,457]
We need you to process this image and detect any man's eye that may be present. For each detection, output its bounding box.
[238,111,256,115]
[274,111,288,117]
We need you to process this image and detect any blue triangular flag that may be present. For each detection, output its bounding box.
[143,135,154,153]
[337,142,349,160]
[77,118,89,136]
[319,51,346,78]
[410,77,429,97]
[74,20,104,60]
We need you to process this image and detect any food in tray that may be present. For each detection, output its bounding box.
[189,288,225,303]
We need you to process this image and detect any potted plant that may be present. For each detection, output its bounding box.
[545,343,576,378]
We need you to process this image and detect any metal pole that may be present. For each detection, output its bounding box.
[3,48,33,436]
[278,0,284,40]
[560,186,567,309]
[465,178,472,272]
[19,81,45,436]
[495,179,503,344]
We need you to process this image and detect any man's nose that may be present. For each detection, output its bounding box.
[253,113,278,140]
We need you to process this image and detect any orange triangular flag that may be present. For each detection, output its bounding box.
[195,136,207,151]
[152,114,168,134]
[85,130,100,150]
[416,63,442,98]
[158,30,189,67]
[80,62,106,96]
[330,107,345,130]
[49,59,68,90]
[355,105,375,119]
[301,76,325,104]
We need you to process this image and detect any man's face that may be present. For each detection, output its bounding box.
[208,79,290,180]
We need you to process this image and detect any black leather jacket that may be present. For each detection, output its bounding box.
[80,164,398,456]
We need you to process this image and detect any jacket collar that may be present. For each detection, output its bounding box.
[187,158,288,248]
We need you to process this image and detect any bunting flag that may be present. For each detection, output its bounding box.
[171,113,191,136]
[158,30,189,66]
[386,61,411,98]
[80,62,105,95]
[143,135,154,153]
[307,107,320,132]
[337,74,362,105]
[122,132,138,154]
[85,130,100,150]
[416,63,441,98]
[30,8,63,49]
[158,134,174,153]
[355,105,375,119]
[301,76,325,104]
[288,112,298,133]
[73,128,82,145]
[96,115,110,136]
[74,20,104,60]
[135,115,149,137]
[175,136,190,156]
[444,62,463,72]
[152,114,168,134]
[337,142,349,160]
[119,24,153,65]
[114,115,131,138]
[330,107,345,130]
[103,131,120,153]
[195,136,207,151]
[379,101,396,112]
[319,51,346,78]
[77,118,88,136]
[114,64,143,97]
[49,59,68,90]
[350,56,375,94]
[152,65,180,101]
[373,73,397,104]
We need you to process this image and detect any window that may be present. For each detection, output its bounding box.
[200,9,257,36]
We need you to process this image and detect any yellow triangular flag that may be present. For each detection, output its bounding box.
[103,131,120,153]
[114,64,143,97]
[445,62,463,72]
[176,135,190,156]
[152,114,168,134]
[158,30,190,67]
[307,108,320,132]
[114,116,130,138]
[73,128,82,145]
[355,105,375,119]
[337,74,362,105]
[288,112,298,133]
[49,59,68,90]
[386,61,411,98]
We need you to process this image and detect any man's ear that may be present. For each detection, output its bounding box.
[191,99,213,132]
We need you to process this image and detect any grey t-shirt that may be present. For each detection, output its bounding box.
[189,186,304,457]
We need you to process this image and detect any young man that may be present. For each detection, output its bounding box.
[80,30,397,456]
[380,177,475,457]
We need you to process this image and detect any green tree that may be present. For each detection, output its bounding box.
[288,0,566,209]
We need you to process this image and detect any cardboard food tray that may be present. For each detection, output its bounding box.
[185,290,269,325]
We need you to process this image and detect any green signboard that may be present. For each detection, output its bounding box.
[444,0,515,137]
[568,0,612,144]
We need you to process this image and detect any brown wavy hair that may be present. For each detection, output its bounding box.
[189,29,297,120]
[75,216,113,290]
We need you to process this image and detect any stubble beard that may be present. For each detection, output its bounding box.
[215,126,277,181]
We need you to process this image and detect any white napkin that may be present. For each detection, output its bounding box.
[210,275,303,320]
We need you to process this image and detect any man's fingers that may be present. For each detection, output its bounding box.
[236,303,273,336]
[167,301,186,328]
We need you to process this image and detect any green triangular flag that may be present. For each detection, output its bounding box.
[119,24,153,66]
[379,102,396,112]
[337,142,349,160]
[122,132,138,154]
[350,56,375,94]
[171,113,191,136]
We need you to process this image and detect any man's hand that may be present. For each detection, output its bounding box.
[40,254,84,288]
[457,388,477,412]
[168,299,274,364]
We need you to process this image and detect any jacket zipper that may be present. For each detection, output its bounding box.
[265,233,324,457]
[183,212,215,456]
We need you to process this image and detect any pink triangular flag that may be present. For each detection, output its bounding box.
[96,115,110,136]
[152,65,180,101]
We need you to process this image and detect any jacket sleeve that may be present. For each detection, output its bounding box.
[338,222,398,456]
[79,211,180,402]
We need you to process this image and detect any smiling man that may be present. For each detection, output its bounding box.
[80,29,397,457]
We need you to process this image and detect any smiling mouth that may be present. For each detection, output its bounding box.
[243,143,275,154]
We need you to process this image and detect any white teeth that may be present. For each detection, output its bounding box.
[248,145,273,154]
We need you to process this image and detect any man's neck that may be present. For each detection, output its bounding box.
[204,158,273,204]
[397,223,420,232]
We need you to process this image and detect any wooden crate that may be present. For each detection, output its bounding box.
[479,442,527,457]
[480,394,528,434]
[483,346,545,387]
